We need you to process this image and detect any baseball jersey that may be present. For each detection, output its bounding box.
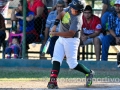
[59,7,82,38]
[82,15,102,35]
[108,12,120,36]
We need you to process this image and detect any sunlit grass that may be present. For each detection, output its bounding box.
[0,67,119,81]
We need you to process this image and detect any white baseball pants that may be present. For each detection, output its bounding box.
[52,37,80,69]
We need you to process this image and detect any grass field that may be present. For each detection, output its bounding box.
[0,67,120,79]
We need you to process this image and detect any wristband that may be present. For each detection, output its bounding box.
[54,19,60,26]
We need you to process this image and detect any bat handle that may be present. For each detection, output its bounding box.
[50,35,52,38]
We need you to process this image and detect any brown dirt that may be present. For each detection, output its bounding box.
[0,81,119,89]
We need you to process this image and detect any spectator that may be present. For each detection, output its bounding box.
[101,0,120,61]
[5,33,22,59]
[27,0,44,19]
[42,0,65,57]
[52,0,72,7]
[27,0,48,40]
[52,0,72,11]
[81,5,103,61]
[0,13,6,47]
[46,0,71,8]
[101,0,115,34]
[11,0,38,50]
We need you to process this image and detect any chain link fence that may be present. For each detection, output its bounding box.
[0,0,49,59]
[1,0,117,61]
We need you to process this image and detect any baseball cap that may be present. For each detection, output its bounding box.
[114,0,120,6]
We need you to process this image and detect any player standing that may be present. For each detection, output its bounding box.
[47,0,94,89]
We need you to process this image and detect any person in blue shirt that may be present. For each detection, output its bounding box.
[52,0,72,11]
[101,0,115,34]
[101,0,120,61]
[42,0,65,57]
[11,0,39,50]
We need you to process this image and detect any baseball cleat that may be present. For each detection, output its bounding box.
[85,70,95,87]
[47,82,58,89]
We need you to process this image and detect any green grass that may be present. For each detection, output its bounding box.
[0,67,119,81]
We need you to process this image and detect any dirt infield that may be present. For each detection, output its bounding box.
[0,81,120,90]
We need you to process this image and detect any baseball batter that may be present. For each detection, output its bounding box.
[47,0,94,89]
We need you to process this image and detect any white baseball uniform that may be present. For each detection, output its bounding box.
[52,8,82,69]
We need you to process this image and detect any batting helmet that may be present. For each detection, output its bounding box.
[69,0,85,11]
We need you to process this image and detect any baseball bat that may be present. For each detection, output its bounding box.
[42,37,51,55]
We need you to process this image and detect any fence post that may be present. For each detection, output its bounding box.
[91,0,95,11]
[91,0,95,59]
[22,0,27,59]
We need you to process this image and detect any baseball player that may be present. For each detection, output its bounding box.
[47,0,94,89]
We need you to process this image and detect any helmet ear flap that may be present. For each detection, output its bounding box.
[78,9,83,14]
[78,5,84,13]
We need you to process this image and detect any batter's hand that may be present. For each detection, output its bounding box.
[51,25,57,32]
[49,32,56,37]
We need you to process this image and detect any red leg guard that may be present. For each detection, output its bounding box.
[47,70,59,89]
